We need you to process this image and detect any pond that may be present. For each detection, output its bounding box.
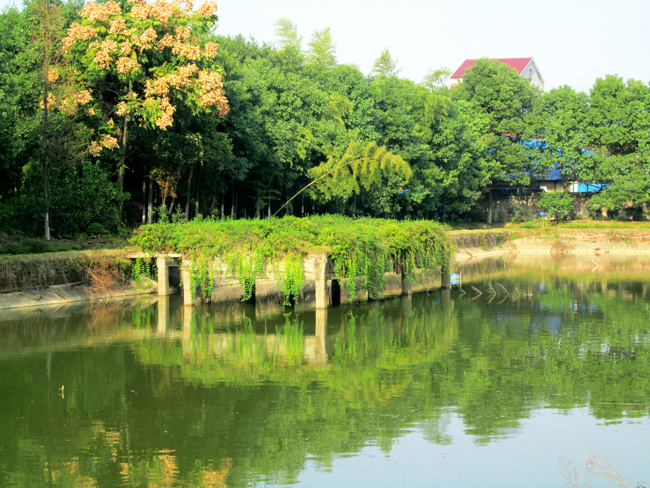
[1,254,649,487]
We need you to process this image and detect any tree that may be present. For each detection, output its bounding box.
[306,140,412,207]
[538,191,573,225]
[416,95,489,221]
[274,18,301,50]
[527,85,593,190]
[371,48,400,77]
[452,59,539,222]
[586,76,650,220]
[422,67,451,91]
[307,27,336,70]
[62,0,229,218]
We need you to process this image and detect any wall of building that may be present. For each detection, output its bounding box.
[468,193,598,223]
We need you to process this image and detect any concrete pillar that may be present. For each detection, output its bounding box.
[157,256,172,296]
[441,261,451,289]
[314,252,329,309]
[397,264,413,295]
[157,295,170,335]
[182,259,196,306]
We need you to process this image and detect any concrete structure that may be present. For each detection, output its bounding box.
[451,57,544,90]
[151,251,453,310]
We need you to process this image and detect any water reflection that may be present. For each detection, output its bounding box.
[0,255,649,487]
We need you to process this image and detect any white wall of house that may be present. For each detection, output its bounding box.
[521,61,544,90]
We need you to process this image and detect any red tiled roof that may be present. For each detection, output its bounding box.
[451,58,534,79]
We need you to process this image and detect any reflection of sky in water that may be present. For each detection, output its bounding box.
[297,409,650,488]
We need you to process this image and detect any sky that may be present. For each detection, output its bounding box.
[3,0,650,93]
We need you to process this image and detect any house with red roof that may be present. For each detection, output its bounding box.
[451,57,544,90]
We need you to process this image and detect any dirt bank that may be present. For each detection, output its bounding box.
[0,280,157,311]
[455,230,650,261]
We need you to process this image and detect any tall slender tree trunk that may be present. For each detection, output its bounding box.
[141,165,146,224]
[230,185,236,219]
[184,163,194,221]
[487,188,493,224]
[117,82,131,221]
[194,164,201,218]
[41,2,51,240]
[147,172,153,224]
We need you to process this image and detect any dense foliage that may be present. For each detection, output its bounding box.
[3,0,650,242]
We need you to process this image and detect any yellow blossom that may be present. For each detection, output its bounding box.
[203,42,218,59]
[155,96,175,129]
[94,50,111,70]
[73,90,93,106]
[89,141,102,156]
[64,23,98,49]
[80,1,121,22]
[119,41,133,56]
[117,57,140,75]
[109,18,126,35]
[100,134,119,149]
[47,67,60,82]
[101,39,118,54]
[137,27,158,50]
[39,93,56,110]
[116,101,129,116]
[145,78,169,97]
[175,26,190,41]
[197,0,217,17]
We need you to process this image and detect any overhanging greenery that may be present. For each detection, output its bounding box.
[130,216,455,301]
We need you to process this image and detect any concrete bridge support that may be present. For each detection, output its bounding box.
[164,251,453,309]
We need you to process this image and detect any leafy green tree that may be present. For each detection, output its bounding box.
[586,76,650,219]
[452,58,539,221]
[452,59,536,171]
[306,140,412,209]
[538,191,573,225]
[416,95,489,221]
[589,167,650,219]
[274,18,302,50]
[528,85,593,189]
[63,0,229,218]
[307,27,336,70]
[422,67,451,91]
[371,48,400,77]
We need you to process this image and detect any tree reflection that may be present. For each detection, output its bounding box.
[0,260,649,486]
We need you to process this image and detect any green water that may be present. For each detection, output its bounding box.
[1,255,649,487]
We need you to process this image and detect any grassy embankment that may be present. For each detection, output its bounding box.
[1,217,454,299]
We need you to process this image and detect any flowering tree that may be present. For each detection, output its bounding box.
[62,0,229,214]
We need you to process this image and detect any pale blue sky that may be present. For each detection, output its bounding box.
[3,0,650,93]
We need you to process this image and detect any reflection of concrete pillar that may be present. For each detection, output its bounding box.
[401,294,412,318]
[182,259,195,306]
[315,308,328,363]
[157,256,171,295]
[157,296,170,335]
[441,288,451,311]
[182,305,192,357]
